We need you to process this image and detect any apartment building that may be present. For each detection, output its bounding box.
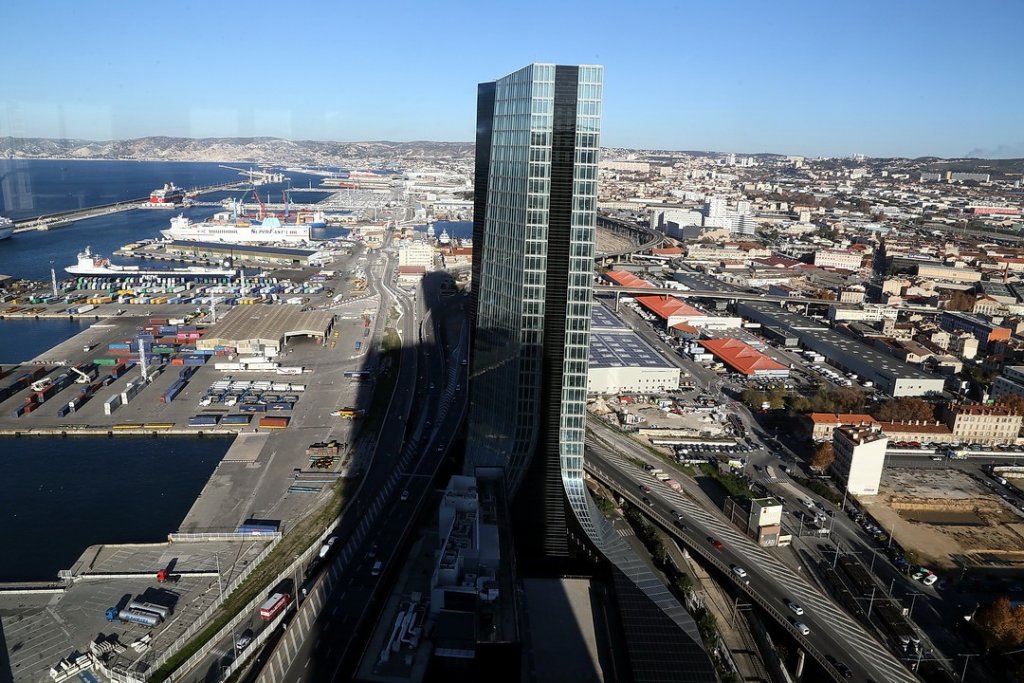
[832,424,888,496]
[940,403,1023,444]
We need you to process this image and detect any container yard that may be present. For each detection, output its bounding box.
[0,234,408,683]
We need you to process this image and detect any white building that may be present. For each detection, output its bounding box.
[398,241,434,270]
[814,249,863,270]
[832,424,888,496]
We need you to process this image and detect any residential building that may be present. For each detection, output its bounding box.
[832,424,888,496]
[398,241,434,269]
[941,403,1023,444]
[802,413,878,442]
[992,365,1024,402]
[939,311,1012,350]
[723,496,785,547]
[814,249,863,270]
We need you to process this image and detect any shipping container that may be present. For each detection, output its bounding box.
[188,414,220,426]
[258,416,290,429]
[103,394,121,415]
[222,414,252,425]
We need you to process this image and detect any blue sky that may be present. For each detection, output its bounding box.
[3,0,1022,158]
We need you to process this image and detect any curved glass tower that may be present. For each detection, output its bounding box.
[466,63,603,560]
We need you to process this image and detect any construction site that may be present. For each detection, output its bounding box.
[862,467,1024,569]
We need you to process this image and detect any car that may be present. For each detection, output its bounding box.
[707,537,724,551]
[640,484,652,493]
[673,519,688,531]
[785,599,804,616]
[400,490,410,501]
[671,510,683,520]
[642,496,653,507]
[922,573,938,586]
[731,565,748,580]
[236,629,253,651]
[794,621,811,636]
[371,560,382,576]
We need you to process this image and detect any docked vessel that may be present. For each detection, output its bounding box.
[161,211,318,244]
[66,247,235,278]
[150,183,186,204]
[437,228,451,245]
[0,216,12,240]
[426,224,435,239]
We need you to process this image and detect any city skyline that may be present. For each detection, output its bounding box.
[3,1,1022,158]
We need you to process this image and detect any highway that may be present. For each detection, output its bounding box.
[246,268,469,683]
[584,421,919,683]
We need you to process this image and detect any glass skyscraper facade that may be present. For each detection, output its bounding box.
[467,63,603,559]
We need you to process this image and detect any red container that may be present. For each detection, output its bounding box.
[258,416,290,429]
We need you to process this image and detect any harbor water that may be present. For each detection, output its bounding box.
[0,319,90,365]
[0,436,229,582]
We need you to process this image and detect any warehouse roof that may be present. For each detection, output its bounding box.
[199,306,333,346]
[698,338,788,375]
[635,295,704,320]
[590,303,673,369]
[604,270,654,288]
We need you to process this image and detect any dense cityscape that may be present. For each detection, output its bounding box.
[2,7,1024,682]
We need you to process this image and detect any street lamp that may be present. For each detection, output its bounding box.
[958,653,978,681]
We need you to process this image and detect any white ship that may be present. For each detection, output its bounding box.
[437,228,451,245]
[161,213,316,245]
[0,216,13,240]
[66,247,235,278]
[426,224,435,238]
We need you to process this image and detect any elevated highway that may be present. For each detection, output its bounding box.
[584,422,920,683]
[596,215,662,258]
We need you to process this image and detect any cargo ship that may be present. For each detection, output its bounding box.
[0,216,12,240]
[161,212,317,245]
[66,246,235,278]
[150,183,186,204]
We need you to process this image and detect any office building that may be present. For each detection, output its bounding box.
[466,63,604,560]
[832,424,888,496]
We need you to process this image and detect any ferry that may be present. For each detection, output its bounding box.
[150,183,186,204]
[66,246,235,278]
[162,213,318,244]
[0,216,12,240]
[437,228,451,245]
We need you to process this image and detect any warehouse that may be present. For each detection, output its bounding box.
[588,303,680,394]
[738,302,946,397]
[697,338,789,378]
[197,306,334,355]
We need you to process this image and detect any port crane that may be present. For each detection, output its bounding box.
[218,165,285,185]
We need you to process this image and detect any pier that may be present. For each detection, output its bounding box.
[10,181,249,234]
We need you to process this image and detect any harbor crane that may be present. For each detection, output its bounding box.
[218,165,285,185]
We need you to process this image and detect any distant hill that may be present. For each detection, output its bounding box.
[0,136,475,164]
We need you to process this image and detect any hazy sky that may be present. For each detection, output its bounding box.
[3,0,1022,158]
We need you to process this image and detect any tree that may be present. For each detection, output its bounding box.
[874,397,936,423]
[833,387,867,413]
[996,394,1024,416]
[974,597,1024,650]
[812,442,835,471]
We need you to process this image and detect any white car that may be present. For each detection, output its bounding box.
[786,600,804,616]
[731,566,748,580]
[794,622,811,636]
[922,573,938,586]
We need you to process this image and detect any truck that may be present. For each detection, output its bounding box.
[259,592,291,620]
[105,607,162,627]
[318,537,336,559]
[127,600,171,619]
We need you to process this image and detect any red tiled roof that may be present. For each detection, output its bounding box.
[805,413,878,425]
[604,270,655,288]
[697,338,788,375]
[635,295,704,320]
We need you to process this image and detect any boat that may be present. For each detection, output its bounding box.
[437,228,451,245]
[426,224,435,238]
[161,209,318,245]
[0,216,12,240]
[66,246,235,278]
[150,183,186,204]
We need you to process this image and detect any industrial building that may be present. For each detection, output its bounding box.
[588,303,681,394]
[697,338,789,377]
[832,424,888,496]
[939,311,1012,351]
[197,306,334,355]
[737,302,946,397]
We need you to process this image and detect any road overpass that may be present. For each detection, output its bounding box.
[584,423,920,683]
[596,215,663,259]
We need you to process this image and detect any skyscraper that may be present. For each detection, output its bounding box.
[466,63,603,561]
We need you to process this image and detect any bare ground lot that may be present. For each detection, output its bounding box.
[860,467,1024,569]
